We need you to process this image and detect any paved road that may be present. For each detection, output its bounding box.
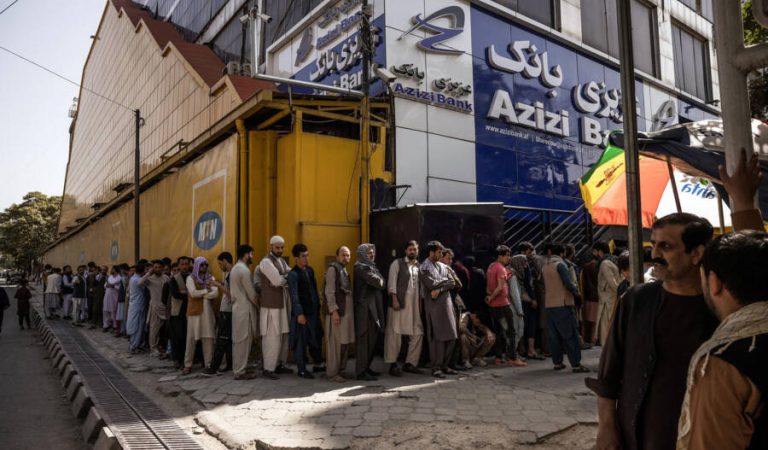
[0,285,89,450]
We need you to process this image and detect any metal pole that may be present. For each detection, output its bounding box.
[360,0,372,243]
[713,0,762,206]
[666,159,682,213]
[250,73,364,97]
[716,191,727,234]
[134,109,141,263]
[617,0,644,284]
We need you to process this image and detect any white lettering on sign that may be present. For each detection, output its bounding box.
[309,27,381,82]
[198,218,219,243]
[487,42,564,91]
[487,89,569,137]
[572,81,622,122]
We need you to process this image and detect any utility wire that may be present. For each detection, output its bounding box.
[0,0,19,16]
[0,45,134,112]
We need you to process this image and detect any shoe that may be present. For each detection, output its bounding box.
[312,365,326,373]
[340,372,355,380]
[389,364,403,377]
[202,368,217,376]
[234,372,257,380]
[471,358,488,367]
[402,363,424,374]
[328,374,347,383]
[182,368,192,375]
[495,357,507,366]
[366,368,381,377]
[262,370,279,380]
[442,367,458,375]
[298,371,315,379]
[356,372,377,381]
[459,361,473,370]
[553,364,566,371]
[432,370,446,379]
[508,359,528,367]
[526,353,546,361]
[102,327,110,333]
[275,365,293,375]
[572,365,590,373]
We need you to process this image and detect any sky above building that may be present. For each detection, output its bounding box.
[0,0,104,211]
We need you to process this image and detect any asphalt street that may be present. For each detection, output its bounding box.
[0,285,89,450]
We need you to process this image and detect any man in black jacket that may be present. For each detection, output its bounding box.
[168,256,191,370]
[586,213,717,450]
[287,244,324,379]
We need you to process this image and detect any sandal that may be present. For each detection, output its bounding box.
[553,364,566,371]
[182,368,192,375]
[572,365,590,373]
[527,353,546,360]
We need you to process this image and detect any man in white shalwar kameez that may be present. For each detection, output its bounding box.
[384,240,425,377]
[229,245,259,379]
[256,236,293,379]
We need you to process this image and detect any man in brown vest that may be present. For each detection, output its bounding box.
[542,244,588,373]
[324,246,355,382]
[384,240,425,377]
[257,235,293,380]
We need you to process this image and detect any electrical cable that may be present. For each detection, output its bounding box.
[0,45,135,112]
[0,0,19,17]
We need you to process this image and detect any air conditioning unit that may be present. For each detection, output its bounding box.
[225,61,240,75]
[240,63,253,76]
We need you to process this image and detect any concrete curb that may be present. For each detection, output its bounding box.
[32,307,123,448]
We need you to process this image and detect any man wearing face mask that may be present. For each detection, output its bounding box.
[587,213,718,450]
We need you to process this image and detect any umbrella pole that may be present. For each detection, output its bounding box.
[717,191,727,234]
[617,0,644,285]
[667,159,682,213]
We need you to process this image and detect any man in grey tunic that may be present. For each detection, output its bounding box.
[354,243,386,381]
[324,246,355,382]
[420,241,458,378]
[384,240,425,376]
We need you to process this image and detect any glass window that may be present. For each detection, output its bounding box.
[582,0,658,76]
[678,0,713,21]
[671,23,710,99]
[264,0,324,47]
[492,0,555,28]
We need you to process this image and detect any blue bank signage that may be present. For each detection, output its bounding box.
[194,211,222,250]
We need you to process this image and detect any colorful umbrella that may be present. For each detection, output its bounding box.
[580,145,731,228]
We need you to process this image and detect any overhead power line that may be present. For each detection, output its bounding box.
[0,45,134,112]
[0,0,19,17]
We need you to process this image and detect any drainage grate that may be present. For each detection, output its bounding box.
[49,321,203,450]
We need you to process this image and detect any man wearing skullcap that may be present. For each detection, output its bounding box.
[255,235,293,379]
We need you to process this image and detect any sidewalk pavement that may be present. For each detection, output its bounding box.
[74,312,599,450]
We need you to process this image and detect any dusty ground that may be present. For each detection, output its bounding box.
[350,422,596,450]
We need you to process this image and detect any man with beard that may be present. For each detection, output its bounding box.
[227,245,259,380]
[206,252,235,375]
[324,246,355,382]
[587,213,717,450]
[354,243,386,381]
[257,236,293,380]
[140,260,170,356]
[675,231,768,450]
[169,257,191,369]
[420,241,459,378]
[384,240,425,377]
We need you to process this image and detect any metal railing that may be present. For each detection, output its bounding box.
[503,204,607,255]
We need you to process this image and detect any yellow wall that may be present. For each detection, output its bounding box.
[45,136,237,280]
[247,118,391,275]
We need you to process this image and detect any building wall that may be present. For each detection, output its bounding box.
[46,135,238,274]
[59,1,243,234]
[265,0,721,213]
